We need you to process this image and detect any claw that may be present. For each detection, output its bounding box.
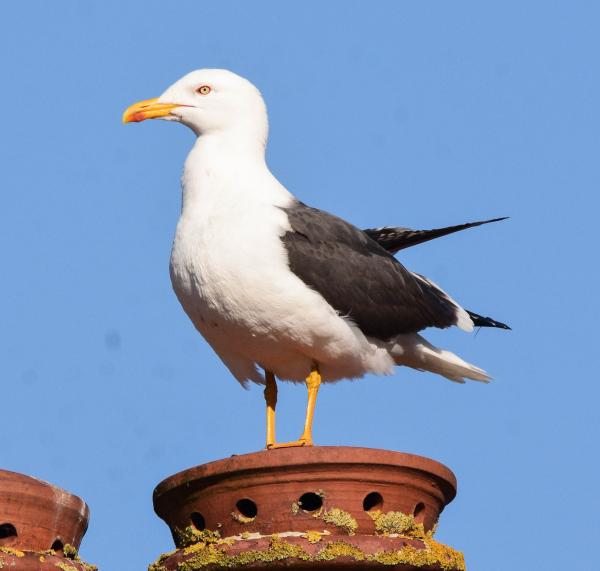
[266,437,313,449]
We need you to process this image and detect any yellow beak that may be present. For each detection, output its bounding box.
[122,98,181,124]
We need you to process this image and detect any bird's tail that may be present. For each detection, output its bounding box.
[390,333,491,383]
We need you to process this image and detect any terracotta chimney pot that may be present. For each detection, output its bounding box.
[149,447,465,570]
[0,469,96,570]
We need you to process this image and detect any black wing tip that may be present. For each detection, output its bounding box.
[467,310,511,330]
[364,215,510,254]
[456,215,510,228]
[482,216,510,224]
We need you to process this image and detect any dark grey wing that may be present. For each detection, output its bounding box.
[364,217,508,254]
[281,202,465,339]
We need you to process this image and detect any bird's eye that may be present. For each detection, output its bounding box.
[197,85,211,95]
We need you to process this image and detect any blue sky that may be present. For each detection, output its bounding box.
[1,1,598,569]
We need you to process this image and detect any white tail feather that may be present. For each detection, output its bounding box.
[390,333,491,383]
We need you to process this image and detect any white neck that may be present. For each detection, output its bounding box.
[193,127,267,163]
[180,129,292,214]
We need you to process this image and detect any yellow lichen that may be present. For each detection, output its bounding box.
[229,536,309,566]
[290,499,358,536]
[429,522,440,538]
[314,541,366,561]
[369,509,426,537]
[371,537,465,570]
[422,537,465,571]
[174,526,221,548]
[63,544,79,560]
[230,512,255,524]
[148,547,177,571]
[177,543,224,571]
[54,563,79,571]
[174,534,311,570]
[303,530,324,544]
[0,547,25,557]
[311,536,464,570]
[151,522,464,571]
[184,541,214,557]
[319,508,358,535]
[0,556,4,568]
[0,547,95,571]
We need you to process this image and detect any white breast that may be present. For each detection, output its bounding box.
[168,139,395,384]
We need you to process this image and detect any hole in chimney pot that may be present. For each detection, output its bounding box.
[236,498,258,519]
[413,502,426,521]
[0,523,17,545]
[51,539,64,552]
[363,491,384,512]
[298,492,323,512]
[190,512,206,531]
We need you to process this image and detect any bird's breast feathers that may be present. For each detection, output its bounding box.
[170,200,299,330]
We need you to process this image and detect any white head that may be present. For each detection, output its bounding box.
[123,69,268,144]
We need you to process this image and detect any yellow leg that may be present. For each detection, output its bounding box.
[299,367,321,445]
[264,370,277,448]
[267,365,321,449]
